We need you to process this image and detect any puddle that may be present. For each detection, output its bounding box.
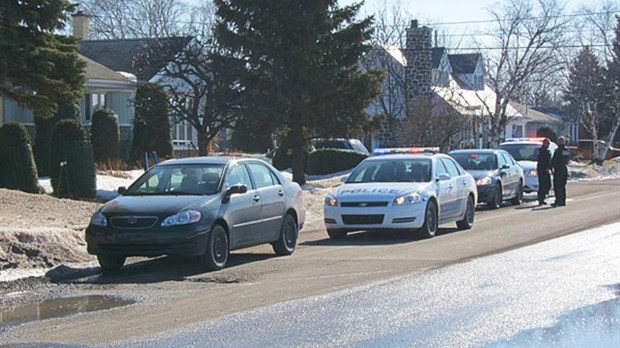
[0,295,135,327]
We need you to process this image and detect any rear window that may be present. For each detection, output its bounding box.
[498,143,541,161]
[450,152,497,170]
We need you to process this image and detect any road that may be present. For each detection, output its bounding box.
[0,179,619,346]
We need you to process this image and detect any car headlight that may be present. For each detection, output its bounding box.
[476,177,493,186]
[161,210,202,227]
[89,212,107,227]
[325,194,338,207]
[527,169,538,177]
[393,192,421,205]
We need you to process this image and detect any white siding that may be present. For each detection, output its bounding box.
[2,99,34,124]
[106,92,134,126]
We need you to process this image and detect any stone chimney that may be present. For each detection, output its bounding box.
[405,19,433,97]
[72,11,90,40]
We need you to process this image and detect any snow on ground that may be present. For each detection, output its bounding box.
[0,158,618,282]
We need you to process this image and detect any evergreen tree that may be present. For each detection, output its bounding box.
[0,0,86,117]
[212,0,383,184]
[564,47,606,159]
[132,83,173,162]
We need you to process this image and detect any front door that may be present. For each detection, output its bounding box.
[224,164,261,248]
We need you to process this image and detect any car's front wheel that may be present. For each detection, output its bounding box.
[272,214,298,256]
[457,195,475,230]
[487,183,502,209]
[418,201,438,238]
[199,224,229,271]
[327,229,348,239]
[98,255,125,274]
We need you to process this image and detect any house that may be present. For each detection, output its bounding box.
[364,19,570,150]
[71,12,194,147]
[0,55,136,151]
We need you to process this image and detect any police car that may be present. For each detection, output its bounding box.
[497,138,557,193]
[323,148,477,239]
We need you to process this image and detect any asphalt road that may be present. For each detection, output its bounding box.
[1,179,619,346]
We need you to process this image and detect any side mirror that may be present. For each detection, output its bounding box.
[436,173,451,182]
[117,186,127,195]
[225,184,247,197]
[340,175,349,183]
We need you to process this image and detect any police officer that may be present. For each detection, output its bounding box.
[551,136,570,207]
[537,138,552,205]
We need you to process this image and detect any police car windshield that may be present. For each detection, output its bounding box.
[346,158,432,183]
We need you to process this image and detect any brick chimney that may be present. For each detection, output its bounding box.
[405,20,433,97]
[72,11,90,40]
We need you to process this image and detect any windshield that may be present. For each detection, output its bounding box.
[451,152,497,170]
[347,158,432,183]
[125,164,225,195]
[497,143,541,161]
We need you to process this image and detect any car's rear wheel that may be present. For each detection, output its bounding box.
[199,224,229,271]
[327,229,348,239]
[273,214,298,256]
[456,195,475,230]
[511,181,523,205]
[97,255,125,274]
[418,201,437,238]
[487,183,502,209]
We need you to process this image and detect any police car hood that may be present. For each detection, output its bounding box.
[333,182,428,201]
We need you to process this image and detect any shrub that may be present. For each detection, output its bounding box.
[50,119,96,199]
[34,101,79,176]
[305,149,368,175]
[91,108,120,163]
[0,122,40,193]
[132,83,173,161]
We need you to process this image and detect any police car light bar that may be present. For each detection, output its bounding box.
[504,137,547,143]
[373,147,440,155]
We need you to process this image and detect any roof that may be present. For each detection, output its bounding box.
[78,36,191,82]
[509,102,562,124]
[432,47,446,69]
[449,53,481,74]
[449,149,502,154]
[80,55,133,82]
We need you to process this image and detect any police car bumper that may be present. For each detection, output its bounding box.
[524,176,539,193]
[323,203,426,231]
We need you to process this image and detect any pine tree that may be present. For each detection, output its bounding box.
[212,0,383,184]
[132,83,173,162]
[0,0,86,117]
[564,47,605,159]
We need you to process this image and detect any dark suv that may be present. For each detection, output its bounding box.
[311,138,369,154]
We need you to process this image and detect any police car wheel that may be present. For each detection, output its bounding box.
[418,201,437,238]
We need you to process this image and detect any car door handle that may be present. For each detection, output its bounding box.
[253,195,261,202]
[278,190,284,197]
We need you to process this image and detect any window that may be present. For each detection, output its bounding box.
[248,163,276,189]
[85,93,107,121]
[226,164,252,189]
[440,157,461,177]
[512,125,523,138]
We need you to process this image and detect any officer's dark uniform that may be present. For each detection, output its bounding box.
[537,143,552,205]
[551,143,570,206]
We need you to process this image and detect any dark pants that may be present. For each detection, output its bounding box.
[553,167,568,205]
[538,171,551,204]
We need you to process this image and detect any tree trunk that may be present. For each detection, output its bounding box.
[290,120,306,186]
[197,131,209,156]
[600,114,620,161]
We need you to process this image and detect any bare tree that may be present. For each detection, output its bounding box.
[482,0,569,146]
[575,0,619,61]
[80,0,186,39]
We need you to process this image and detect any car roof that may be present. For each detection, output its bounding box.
[449,149,502,154]
[156,156,255,166]
[364,153,438,161]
